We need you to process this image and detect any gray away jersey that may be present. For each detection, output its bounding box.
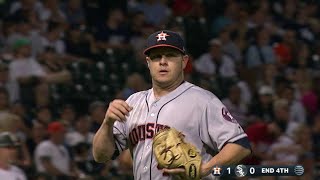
[113,81,247,180]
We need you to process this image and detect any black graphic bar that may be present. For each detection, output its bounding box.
[211,165,304,177]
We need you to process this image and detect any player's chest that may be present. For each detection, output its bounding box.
[127,100,200,138]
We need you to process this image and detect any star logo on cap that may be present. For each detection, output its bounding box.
[156,31,169,41]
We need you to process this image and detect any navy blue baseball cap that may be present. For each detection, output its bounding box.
[143,30,186,55]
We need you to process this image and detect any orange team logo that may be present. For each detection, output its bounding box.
[212,166,222,176]
[156,31,169,41]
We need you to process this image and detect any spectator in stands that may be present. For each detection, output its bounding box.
[38,0,66,22]
[222,84,248,127]
[132,0,170,27]
[274,28,298,67]
[0,88,10,114]
[8,38,46,106]
[301,84,318,122]
[180,3,209,59]
[194,38,236,79]
[116,72,149,100]
[94,8,131,50]
[232,8,250,53]
[64,23,97,60]
[89,101,106,133]
[5,11,43,57]
[0,62,19,105]
[59,104,76,132]
[10,101,32,129]
[37,48,72,85]
[65,114,94,147]
[312,113,320,163]
[244,120,282,165]
[0,131,27,180]
[210,0,239,37]
[280,84,306,124]
[26,121,47,157]
[263,124,304,166]
[218,27,242,63]
[72,142,96,178]
[32,106,52,127]
[194,38,237,96]
[0,113,32,174]
[129,11,148,60]
[61,0,86,25]
[39,21,65,55]
[9,0,43,16]
[245,26,276,69]
[255,64,278,91]
[251,85,274,123]
[246,2,270,31]
[34,121,76,179]
[295,124,314,179]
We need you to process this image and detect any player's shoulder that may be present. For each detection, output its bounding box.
[185,82,220,102]
[125,90,149,103]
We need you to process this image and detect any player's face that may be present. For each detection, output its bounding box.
[146,47,188,88]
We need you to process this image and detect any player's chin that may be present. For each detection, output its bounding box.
[155,74,171,80]
[154,78,172,86]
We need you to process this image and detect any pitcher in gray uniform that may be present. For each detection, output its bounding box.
[93,30,251,179]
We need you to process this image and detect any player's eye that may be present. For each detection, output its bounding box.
[164,52,180,57]
[148,52,181,60]
[149,54,162,60]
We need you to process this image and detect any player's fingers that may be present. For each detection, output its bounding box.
[113,99,133,112]
[108,100,130,116]
[106,111,121,122]
[113,103,132,116]
[162,168,185,174]
[108,106,126,121]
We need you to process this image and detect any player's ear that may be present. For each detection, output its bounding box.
[182,55,189,69]
[146,58,150,67]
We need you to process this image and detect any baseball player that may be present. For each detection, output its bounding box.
[93,30,251,179]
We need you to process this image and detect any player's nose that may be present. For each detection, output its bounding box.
[159,55,168,65]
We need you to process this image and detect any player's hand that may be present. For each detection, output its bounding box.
[104,99,133,125]
[161,167,185,178]
[200,162,214,177]
[160,163,212,178]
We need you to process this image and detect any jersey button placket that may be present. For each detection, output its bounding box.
[145,103,160,178]
[143,166,148,171]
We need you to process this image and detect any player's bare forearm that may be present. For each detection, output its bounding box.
[92,120,115,163]
[93,99,132,163]
[203,143,251,173]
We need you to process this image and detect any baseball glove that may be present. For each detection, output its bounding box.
[152,127,202,180]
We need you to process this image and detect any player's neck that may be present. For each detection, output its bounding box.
[152,79,184,99]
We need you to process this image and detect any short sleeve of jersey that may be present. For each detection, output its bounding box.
[113,121,127,155]
[199,97,248,151]
[112,95,136,156]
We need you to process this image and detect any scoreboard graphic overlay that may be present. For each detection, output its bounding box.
[211,165,304,177]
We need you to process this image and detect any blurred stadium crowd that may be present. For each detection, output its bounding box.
[0,0,319,179]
